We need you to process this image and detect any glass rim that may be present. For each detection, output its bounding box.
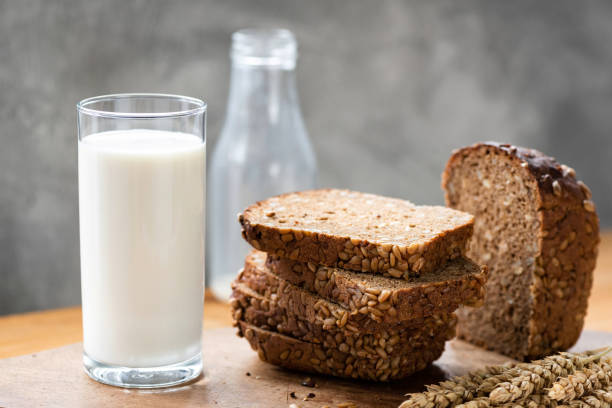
[76,93,207,119]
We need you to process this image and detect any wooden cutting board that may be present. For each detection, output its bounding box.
[0,328,610,408]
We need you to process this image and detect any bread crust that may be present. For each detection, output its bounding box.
[236,321,448,381]
[264,250,487,322]
[239,189,474,278]
[442,142,599,360]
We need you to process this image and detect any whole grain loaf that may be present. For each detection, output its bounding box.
[442,142,600,360]
[231,281,457,361]
[264,250,487,320]
[236,321,447,381]
[238,189,474,278]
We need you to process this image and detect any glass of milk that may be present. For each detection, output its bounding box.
[77,94,206,388]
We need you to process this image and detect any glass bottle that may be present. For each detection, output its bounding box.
[208,29,317,300]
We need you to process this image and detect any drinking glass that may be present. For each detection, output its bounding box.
[77,94,206,388]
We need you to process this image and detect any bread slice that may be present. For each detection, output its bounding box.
[236,320,447,381]
[235,255,444,333]
[238,250,462,328]
[238,189,474,278]
[442,142,600,360]
[231,281,456,361]
[264,250,487,320]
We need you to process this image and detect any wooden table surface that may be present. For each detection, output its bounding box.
[1,232,611,360]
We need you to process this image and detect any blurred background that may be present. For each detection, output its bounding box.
[1,0,611,315]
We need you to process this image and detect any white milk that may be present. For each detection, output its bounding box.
[78,129,205,368]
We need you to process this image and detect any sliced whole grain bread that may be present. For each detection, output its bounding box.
[236,320,447,381]
[238,189,474,278]
[238,250,461,327]
[263,250,487,319]
[231,281,456,361]
[442,142,600,360]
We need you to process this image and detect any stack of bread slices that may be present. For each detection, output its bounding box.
[230,189,487,381]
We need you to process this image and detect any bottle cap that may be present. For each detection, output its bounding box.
[231,28,297,68]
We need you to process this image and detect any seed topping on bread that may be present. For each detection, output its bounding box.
[239,189,474,277]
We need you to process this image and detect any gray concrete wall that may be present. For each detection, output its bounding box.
[1,0,611,315]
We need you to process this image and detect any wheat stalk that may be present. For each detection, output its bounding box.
[400,348,612,408]
[400,364,514,408]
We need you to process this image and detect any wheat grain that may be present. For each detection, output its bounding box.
[558,393,611,408]
[549,360,612,402]
[401,365,513,408]
[490,372,545,404]
[500,393,558,408]
[455,397,491,408]
[479,353,588,396]
[575,394,611,408]
[589,387,612,403]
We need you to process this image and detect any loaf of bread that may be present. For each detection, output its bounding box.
[231,282,456,361]
[236,321,448,381]
[264,250,486,321]
[442,142,599,360]
[239,189,474,278]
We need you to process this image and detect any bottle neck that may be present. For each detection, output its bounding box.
[224,61,299,125]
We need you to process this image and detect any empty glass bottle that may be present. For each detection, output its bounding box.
[207,29,317,300]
